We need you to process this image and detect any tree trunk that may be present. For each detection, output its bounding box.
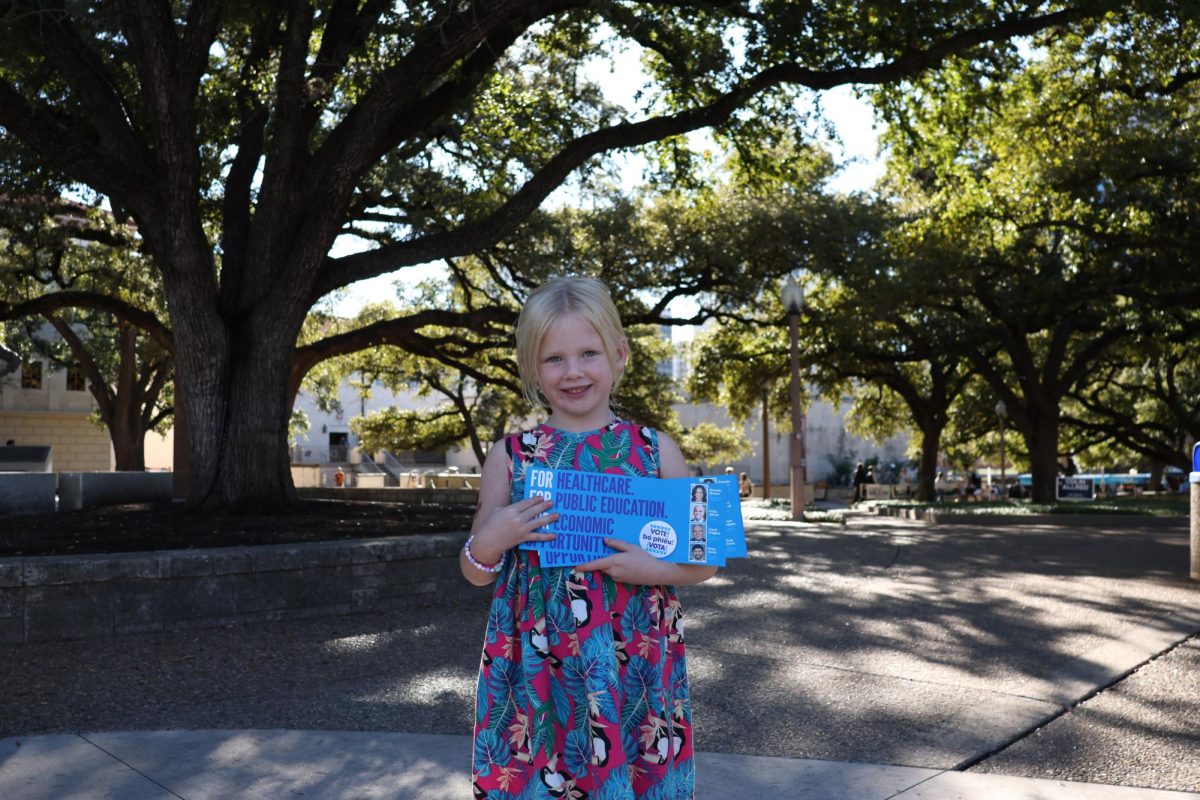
[110,329,148,471]
[212,335,296,512]
[917,425,942,502]
[182,327,298,512]
[110,414,148,471]
[166,273,304,512]
[1025,410,1061,503]
[1148,460,1164,493]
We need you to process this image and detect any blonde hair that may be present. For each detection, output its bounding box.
[515,276,628,410]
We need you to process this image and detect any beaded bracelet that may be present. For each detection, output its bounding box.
[463,535,506,574]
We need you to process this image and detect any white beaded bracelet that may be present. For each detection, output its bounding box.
[463,535,505,574]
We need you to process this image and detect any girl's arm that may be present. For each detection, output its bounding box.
[576,431,719,586]
[459,440,558,586]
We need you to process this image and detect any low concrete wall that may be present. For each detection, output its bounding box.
[870,505,1188,527]
[0,445,53,472]
[301,487,478,506]
[0,473,57,516]
[0,531,481,645]
[57,471,173,511]
[356,473,387,488]
[290,464,320,488]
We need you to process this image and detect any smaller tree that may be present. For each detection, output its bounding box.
[677,422,752,472]
[1,191,174,470]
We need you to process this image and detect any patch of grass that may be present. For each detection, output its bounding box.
[740,498,848,524]
[862,493,1189,517]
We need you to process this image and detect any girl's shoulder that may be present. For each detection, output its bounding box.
[508,418,657,441]
[612,418,662,453]
[505,418,662,464]
[616,417,657,436]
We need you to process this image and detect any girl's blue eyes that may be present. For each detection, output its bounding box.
[543,350,600,363]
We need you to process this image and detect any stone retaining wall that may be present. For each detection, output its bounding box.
[0,531,482,645]
[869,504,1188,527]
[302,487,478,505]
[58,470,173,511]
[0,472,57,516]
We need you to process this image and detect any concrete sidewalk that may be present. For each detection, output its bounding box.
[2,729,1198,800]
[2,514,1198,798]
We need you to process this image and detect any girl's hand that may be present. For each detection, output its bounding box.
[469,496,558,565]
[576,538,673,585]
[578,539,719,587]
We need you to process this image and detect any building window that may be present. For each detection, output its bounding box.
[21,361,42,390]
[66,364,87,391]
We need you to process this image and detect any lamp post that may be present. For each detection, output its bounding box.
[995,399,1007,498]
[1189,442,1199,581]
[781,280,806,521]
[761,383,771,501]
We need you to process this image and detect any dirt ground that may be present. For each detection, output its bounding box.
[0,499,476,558]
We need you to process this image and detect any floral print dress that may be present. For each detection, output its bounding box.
[471,419,695,800]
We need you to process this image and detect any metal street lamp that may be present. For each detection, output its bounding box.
[781,280,806,521]
[995,399,1007,498]
[761,382,772,501]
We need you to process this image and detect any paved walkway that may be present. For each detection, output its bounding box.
[2,512,1199,799]
[3,729,1198,799]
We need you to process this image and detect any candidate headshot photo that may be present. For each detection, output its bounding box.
[690,523,706,542]
[689,544,706,563]
[690,484,707,503]
[690,503,706,522]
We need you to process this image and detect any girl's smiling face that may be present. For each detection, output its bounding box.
[537,313,626,432]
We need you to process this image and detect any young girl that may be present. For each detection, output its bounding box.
[462,276,717,799]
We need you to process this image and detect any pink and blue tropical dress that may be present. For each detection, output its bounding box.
[471,419,695,800]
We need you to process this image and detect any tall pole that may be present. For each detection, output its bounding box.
[781,279,806,521]
[788,309,805,520]
[761,387,771,501]
[1190,442,1199,581]
[999,415,1006,493]
[995,399,1007,500]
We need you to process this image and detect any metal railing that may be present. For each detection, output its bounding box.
[378,449,413,476]
[352,449,384,472]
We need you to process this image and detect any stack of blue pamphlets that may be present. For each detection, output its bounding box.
[520,466,747,567]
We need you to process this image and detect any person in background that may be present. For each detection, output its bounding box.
[738,471,753,499]
[853,461,867,502]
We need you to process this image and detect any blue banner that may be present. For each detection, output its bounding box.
[520,467,746,567]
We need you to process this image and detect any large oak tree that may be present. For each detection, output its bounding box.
[874,7,1200,501]
[0,1,1117,510]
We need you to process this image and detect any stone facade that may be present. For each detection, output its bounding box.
[0,412,112,472]
[0,353,114,471]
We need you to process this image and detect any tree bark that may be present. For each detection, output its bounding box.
[1025,408,1062,504]
[171,297,303,511]
[917,425,943,503]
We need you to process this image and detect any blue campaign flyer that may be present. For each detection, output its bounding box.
[520,467,746,568]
